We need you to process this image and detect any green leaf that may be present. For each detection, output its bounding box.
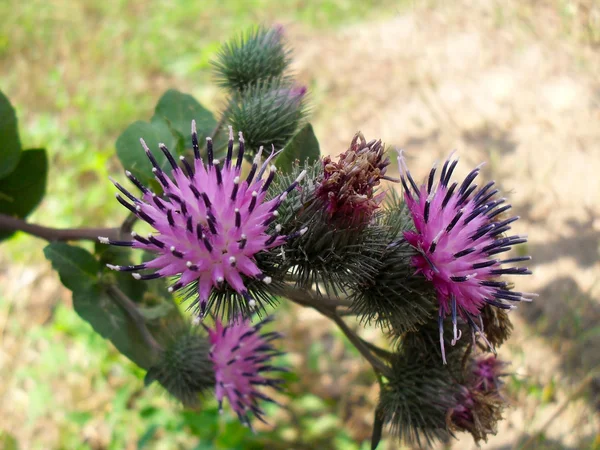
[0,149,48,241]
[0,91,22,179]
[277,123,320,173]
[43,242,99,292]
[77,283,158,369]
[152,89,217,144]
[115,119,183,186]
[44,242,161,369]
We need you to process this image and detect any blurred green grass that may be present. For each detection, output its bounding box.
[0,0,403,448]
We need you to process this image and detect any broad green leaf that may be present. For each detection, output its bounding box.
[277,123,320,173]
[43,242,99,292]
[73,283,156,369]
[0,149,47,241]
[44,242,164,369]
[115,119,183,186]
[0,91,21,178]
[152,89,217,144]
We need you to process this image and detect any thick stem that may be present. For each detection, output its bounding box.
[329,314,390,375]
[0,213,121,242]
[276,283,390,375]
[106,284,163,355]
[276,283,353,309]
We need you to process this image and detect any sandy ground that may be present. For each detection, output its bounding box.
[290,0,600,448]
[1,0,599,449]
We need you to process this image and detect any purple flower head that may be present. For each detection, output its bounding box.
[472,355,507,392]
[101,123,307,317]
[397,152,534,364]
[207,316,285,428]
[317,132,390,224]
[448,355,508,442]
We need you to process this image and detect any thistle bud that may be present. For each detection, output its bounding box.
[317,133,390,225]
[213,26,290,92]
[227,81,307,155]
[144,327,215,407]
[376,350,455,447]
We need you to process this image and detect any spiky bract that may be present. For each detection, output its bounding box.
[144,327,215,406]
[377,350,455,447]
[227,80,307,156]
[212,26,290,92]
[351,198,436,335]
[269,160,384,295]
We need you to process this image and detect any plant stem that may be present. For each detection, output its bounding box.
[0,213,121,242]
[276,283,352,309]
[329,314,390,375]
[106,284,163,355]
[276,283,390,375]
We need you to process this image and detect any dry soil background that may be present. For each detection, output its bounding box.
[289,0,600,448]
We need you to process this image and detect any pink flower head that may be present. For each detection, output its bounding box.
[101,123,307,317]
[397,152,534,364]
[207,316,285,428]
[472,355,507,392]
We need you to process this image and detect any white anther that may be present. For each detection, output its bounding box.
[130,231,137,237]
[170,246,176,252]
[135,205,142,211]
[233,176,240,184]
[238,131,245,142]
[279,191,288,201]
[270,165,277,172]
[192,316,201,326]
[152,167,158,173]
[296,170,307,182]
[252,191,258,197]
[179,155,185,161]
[241,234,247,239]
[235,208,240,213]
[167,287,174,293]
[217,276,224,283]
[206,136,212,142]
[125,170,132,176]
[213,159,220,165]
[106,264,120,270]
[98,237,110,244]
[229,256,236,265]
[299,227,308,236]
[262,276,272,285]
[248,299,256,308]
[275,224,282,232]
[253,147,264,164]
[273,211,279,217]
[132,273,142,280]
[186,261,193,268]
[139,138,150,152]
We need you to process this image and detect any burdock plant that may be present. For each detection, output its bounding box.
[0,24,533,448]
